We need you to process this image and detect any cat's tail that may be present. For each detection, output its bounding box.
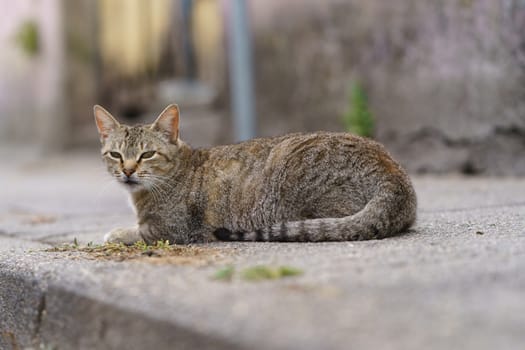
[214,184,417,242]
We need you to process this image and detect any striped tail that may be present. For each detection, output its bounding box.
[213,194,417,242]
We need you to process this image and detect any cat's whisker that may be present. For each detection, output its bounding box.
[142,173,170,181]
[142,173,177,190]
[150,187,164,204]
[148,182,170,203]
[151,186,169,205]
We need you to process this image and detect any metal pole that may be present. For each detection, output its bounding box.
[182,0,196,80]
[228,0,256,141]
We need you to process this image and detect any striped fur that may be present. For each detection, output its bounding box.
[95,104,417,245]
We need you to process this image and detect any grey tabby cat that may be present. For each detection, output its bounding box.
[94,104,416,245]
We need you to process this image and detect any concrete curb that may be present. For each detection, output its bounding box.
[0,260,244,350]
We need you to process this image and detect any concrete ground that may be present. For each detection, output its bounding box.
[0,150,524,350]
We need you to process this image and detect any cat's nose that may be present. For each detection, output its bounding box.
[122,160,137,177]
[122,168,135,177]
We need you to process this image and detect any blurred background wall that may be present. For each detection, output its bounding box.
[1,0,524,175]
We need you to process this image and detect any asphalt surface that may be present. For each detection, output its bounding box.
[0,150,524,350]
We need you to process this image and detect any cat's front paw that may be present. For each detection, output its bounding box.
[104,227,142,245]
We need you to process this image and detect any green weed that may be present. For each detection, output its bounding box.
[213,266,235,281]
[342,81,374,137]
[214,265,303,282]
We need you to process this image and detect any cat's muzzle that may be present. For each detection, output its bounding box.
[119,174,141,188]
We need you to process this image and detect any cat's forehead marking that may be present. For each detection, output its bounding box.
[108,125,165,156]
[123,126,144,145]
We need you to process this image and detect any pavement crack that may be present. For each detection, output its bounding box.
[1,331,21,350]
[33,292,47,338]
[98,319,108,340]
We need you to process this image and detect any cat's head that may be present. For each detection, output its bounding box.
[94,104,183,192]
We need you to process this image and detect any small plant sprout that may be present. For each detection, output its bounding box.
[213,266,235,281]
[342,81,374,138]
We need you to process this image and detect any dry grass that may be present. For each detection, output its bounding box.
[46,240,225,266]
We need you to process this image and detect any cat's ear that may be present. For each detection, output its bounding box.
[151,104,180,144]
[94,105,120,141]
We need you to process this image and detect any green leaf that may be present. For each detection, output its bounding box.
[214,266,235,281]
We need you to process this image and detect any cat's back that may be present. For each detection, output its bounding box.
[263,131,405,179]
[205,131,409,187]
[207,131,399,171]
[208,131,367,159]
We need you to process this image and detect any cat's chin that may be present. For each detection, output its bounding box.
[124,184,145,193]
[119,179,144,192]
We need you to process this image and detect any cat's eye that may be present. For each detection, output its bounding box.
[109,151,122,160]
[139,151,156,160]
